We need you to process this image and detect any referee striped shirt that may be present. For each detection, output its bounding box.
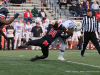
[82,15,98,33]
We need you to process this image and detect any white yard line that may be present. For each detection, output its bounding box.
[46,58,100,69]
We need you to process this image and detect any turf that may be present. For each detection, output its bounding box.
[0,50,100,75]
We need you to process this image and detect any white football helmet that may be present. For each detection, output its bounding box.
[35,17,41,23]
[45,19,49,24]
[74,21,82,31]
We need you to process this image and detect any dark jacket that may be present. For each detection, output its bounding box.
[69,5,77,12]
[78,6,84,14]
[38,11,47,17]
[31,8,38,16]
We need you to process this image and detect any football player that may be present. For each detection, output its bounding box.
[0,7,19,49]
[51,20,74,61]
[24,21,32,42]
[18,22,73,62]
[14,19,24,49]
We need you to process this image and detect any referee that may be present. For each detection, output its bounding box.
[81,9,100,57]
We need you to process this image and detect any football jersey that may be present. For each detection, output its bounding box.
[43,24,73,44]
[25,24,32,33]
[14,22,24,33]
[59,20,74,29]
[43,23,49,33]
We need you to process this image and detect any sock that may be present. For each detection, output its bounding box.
[59,50,64,57]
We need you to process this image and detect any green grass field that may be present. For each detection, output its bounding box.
[0,50,100,75]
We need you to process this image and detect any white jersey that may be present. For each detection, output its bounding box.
[61,20,74,29]
[25,25,32,33]
[43,23,49,33]
[14,22,24,33]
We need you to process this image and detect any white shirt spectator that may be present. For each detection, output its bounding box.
[41,12,45,17]
[91,3,99,10]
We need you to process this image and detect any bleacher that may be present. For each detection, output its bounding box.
[5,0,100,22]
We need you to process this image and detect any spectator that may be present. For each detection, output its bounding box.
[41,0,48,9]
[82,0,86,8]
[38,8,47,21]
[69,3,77,17]
[31,7,38,17]
[59,0,67,9]
[91,0,99,12]
[31,22,43,50]
[6,24,15,50]
[0,1,2,7]
[76,0,81,9]
[24,9,32,23]
[84,1,91,12]
[2,0,8,7]
[78,4,84,17]
[95,9,100,19]
[67,0,72,5]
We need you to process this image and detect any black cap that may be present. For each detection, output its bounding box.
[87,9,92,12]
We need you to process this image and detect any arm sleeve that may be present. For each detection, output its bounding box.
[81,16,86,33]
[95,17,99,34]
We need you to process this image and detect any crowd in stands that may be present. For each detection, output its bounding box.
[58,0,100,18]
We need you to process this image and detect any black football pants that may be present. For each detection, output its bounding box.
[25,38,49,59]
[7,37,14,50]
[81,32,100,55]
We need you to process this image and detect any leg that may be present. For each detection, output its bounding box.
[58,37,67,61]
[59,3,62,9]
[0,30,7,40]
[18,38,44,49]
[18,34,22,46]
[30,45,49,62]
[11,38,14,50]
[31,37,39,50]
[90,33,100,54]
[51,38,58,49]
[81,32,90,57]
[7,38,10,50]
[24,18,28,21]
[6,1,8,6]
[14,33,19,49]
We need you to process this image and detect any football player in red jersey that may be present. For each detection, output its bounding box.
[0,7,19,50]
[18,22,73,62]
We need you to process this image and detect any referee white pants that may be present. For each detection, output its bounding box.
[31,37,40,50]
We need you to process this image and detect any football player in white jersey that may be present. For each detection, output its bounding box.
[14,19,24,49]
[43,19,49,33]
[24,21,32,42]
[70,31,78,49]
[51,20,75,61]
[33,17,41,26]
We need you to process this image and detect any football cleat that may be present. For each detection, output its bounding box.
[18,45,27,49]
[58,57,67,61]
[80,52,84,57]
[30,55,39,62]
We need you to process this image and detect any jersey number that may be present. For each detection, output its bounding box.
[48,28,57,38]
